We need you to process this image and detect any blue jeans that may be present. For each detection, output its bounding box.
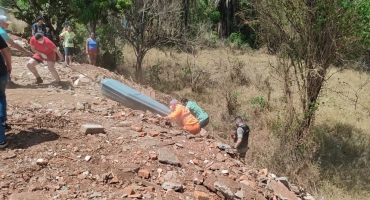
[0,74,7,143]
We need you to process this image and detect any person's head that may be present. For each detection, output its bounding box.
[90,32,95,39]
[169,99,179,111]
[66,25,72,32]
[63,21,71,27]
[36,16,43,24]
[0,15,11,29]
[180,98,189,106]
[45,24,51,31]
[35,33,44,44]
[235,116,243,126]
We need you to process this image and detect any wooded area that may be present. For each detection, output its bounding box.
[1,1,370,199]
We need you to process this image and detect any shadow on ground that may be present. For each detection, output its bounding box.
[6,80,73,90]
[314,122,370,192]
[5,128,60,149]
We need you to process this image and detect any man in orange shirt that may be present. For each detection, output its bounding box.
[166,99,200,134]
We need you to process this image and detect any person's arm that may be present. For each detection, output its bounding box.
[234,127,243,148]
[53,47,64,61]
[30,45,44,56]
[86,38,89,53]
[6,39,33,56]
[1,47,11,74]
[167,106,181,120]
[59,31,65,39]
[31,24,35,36]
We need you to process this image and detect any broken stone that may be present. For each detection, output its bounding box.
[277,177,290,190]
[221,170,229,175]
[194,191,210,200]
[162,181,183,191]
[81,124,104,134]
[148,130,160,137]
[203,174,217,192]
[131,125,143,132]
[193,172,204,185]
[36,158,48,166]
[158,148,180,166]
[268,180,299,200]
[76,102,85,110]
[110,177,119,184]
[138,169,150,179]
[216,142,231,150]
[89,192,102,198]
[84,156,92,161]
[123,186,134,195]
[2,152,16,160]
[128,193,142,198]
[138,132,147,137]
[214,177,237,199]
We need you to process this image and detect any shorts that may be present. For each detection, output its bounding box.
[88,49,98,54]
[199,117,209,128]
[32,52,56,62]
[64,47,74,56]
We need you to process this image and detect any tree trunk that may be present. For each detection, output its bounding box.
[298,66,327,141]
[135,53,145,82]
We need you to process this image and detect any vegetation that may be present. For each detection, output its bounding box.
[2,0,370,199]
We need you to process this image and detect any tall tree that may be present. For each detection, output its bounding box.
[118,0,183,81]
[70,0,131,33]
[252,0,370,144]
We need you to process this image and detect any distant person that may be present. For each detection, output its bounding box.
[181,98,209,128]
[231,116,250,163]
[31,16,46,36]
[44,24,54,42]
[166,99,201,134]
[0,15,33,89]
[86,32,98,66]
[60,21,71,51]
[27,33,66,87]
[0,35,12,148]
[59,25,75,65]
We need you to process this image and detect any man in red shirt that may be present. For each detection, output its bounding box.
[27,33,66,86]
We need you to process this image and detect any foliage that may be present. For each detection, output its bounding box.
[117,0,183,81]
[70,0,131,32]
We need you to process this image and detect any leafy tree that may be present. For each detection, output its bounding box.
[118,0,183,81]
[252,0,370,145]
[70,0,131,33]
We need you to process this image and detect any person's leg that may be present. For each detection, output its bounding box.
[91,53,97,66]
[47,61,61,82]
[27,58,43,83]
[88,53,92,65]
[199,117,209,128]
[68,55,72,64]
[0,74,8,147]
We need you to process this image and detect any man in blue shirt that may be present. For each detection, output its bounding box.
[0,35,12,148]
[0,15,33,90]
[31,16,46,36]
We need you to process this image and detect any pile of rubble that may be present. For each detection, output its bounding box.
[0,57,316,200]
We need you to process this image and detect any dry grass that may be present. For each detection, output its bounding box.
[120,46,370,200]
[7,13,28,33]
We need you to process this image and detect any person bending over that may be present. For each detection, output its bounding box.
[27,33,66,87]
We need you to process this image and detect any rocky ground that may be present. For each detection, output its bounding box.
[0,54,316,200]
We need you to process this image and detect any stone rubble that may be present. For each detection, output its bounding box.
[0,55,317,200]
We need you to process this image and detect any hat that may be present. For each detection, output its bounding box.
[63,21,71,27]
[0,15,11,24]
[35,33,43,40]
[36,16,43,22]
[169,99,179,106]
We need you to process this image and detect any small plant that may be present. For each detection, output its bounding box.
[251,96,266,108]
